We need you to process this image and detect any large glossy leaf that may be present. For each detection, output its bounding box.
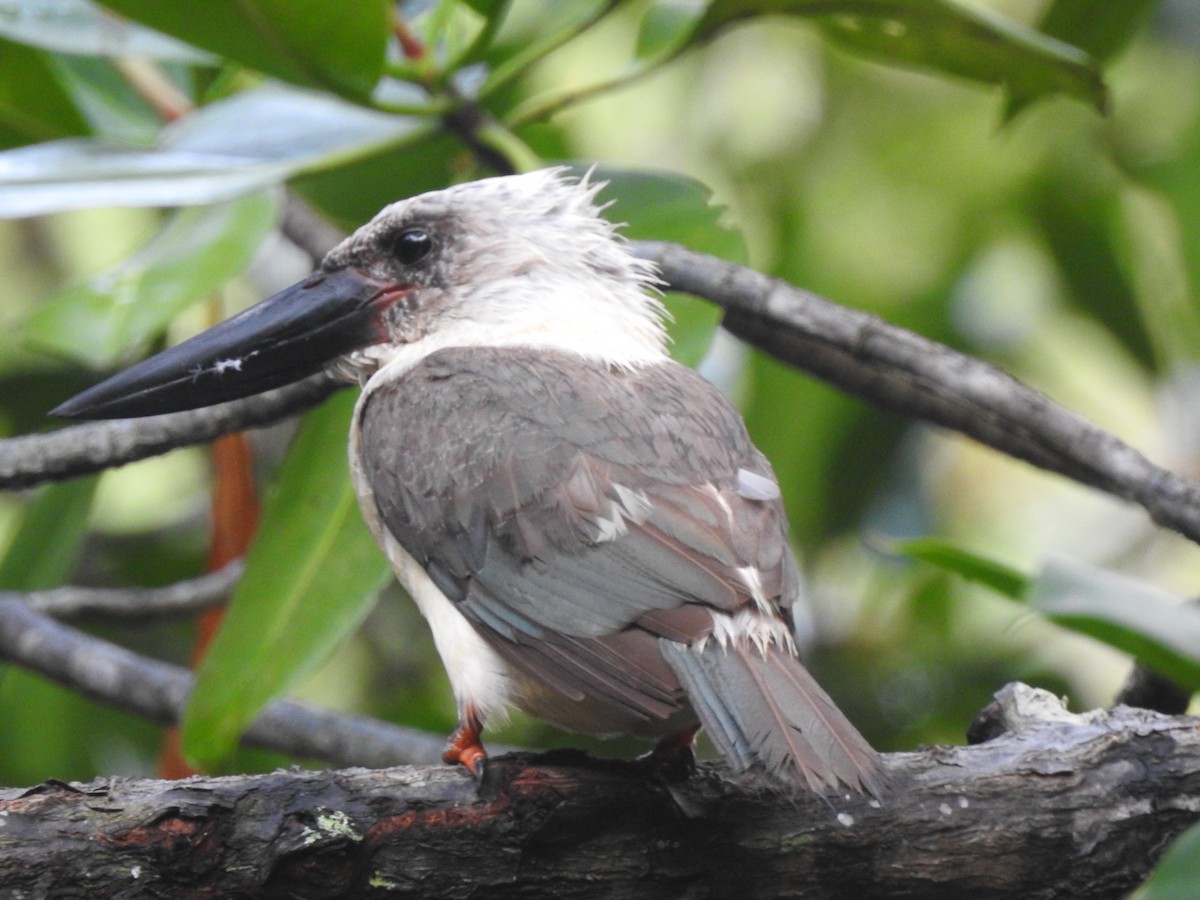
[293,130,462,230]
[1038,0,1158,64]
[591,166,746,263]
[694,0,1105,112]
[23,191,278,368]
[0,84,424,216]
[582,166,746,368]
[182,390,392,768]
[97,0,389,98]
[175,82,409,160]
[160,83,421,161]
[1140,821,1200,900]
[0,0,212,61]
[0,38,91,149]
[1029,558,1200,692]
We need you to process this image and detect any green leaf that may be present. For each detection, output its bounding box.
[478,0,621,100]
[293,130,461,230]
[693,0,1105,112]
[458,0,509,17]
[1029,558,1200,692]
[1145,126,1200,351]
[24,191,279,369]
[591,166,747,264]
[0,84,425,217]
[581,166,746,367]
[1027,172,1156,372]
[893,537,1029,599]
[0,37,91,149]
[1038,0,1158,65]
[635,3,706,62]
[182,390,392,768]
[0,478,98,590]
[97,0,390,99]
[51,56,164,144]
[742,355,864,545]
[1140,821,1200,900]
[905,540,1200,691]
[0,447,104,789]
[0,0,213,62]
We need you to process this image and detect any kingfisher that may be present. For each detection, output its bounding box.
[53,170,881,795]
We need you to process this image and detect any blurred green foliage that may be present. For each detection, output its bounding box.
[0,0,1198,882]
[1139,817,1200,899]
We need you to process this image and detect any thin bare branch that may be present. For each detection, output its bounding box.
[0,595,445,768]
[441,102,520,176]
[24,561,242,619]
[632,240,1200,546]
[0,373,342,490]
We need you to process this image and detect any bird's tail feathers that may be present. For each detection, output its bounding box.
[660,638,883,796]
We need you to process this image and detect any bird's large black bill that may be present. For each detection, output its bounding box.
[51,267,402,420]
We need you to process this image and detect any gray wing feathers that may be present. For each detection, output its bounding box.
[480,604,684,720]
[362,348,778,641]
[660,639,883,796]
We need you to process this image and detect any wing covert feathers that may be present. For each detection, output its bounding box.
[660,639,883,796]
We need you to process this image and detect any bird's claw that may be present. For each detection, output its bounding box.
[639,726,700,781]
[443,707,488,786]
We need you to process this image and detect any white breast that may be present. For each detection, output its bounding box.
[348,392,515,724]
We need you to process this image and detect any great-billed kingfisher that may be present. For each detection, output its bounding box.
[54,170,881,795]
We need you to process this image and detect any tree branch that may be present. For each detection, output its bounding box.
[630,241,1200,546]
[0,240,1196,895]
[282,193,346,263]
[8,244,1199,553]
[0,686,1193,898]
[0,374,342,490]
[23,561,241,619]
[0,596,445,769]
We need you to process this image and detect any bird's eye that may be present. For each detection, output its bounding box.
[392,227,433,265]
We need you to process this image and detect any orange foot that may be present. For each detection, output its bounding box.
[643,725,701,779]
[442,705,487,782]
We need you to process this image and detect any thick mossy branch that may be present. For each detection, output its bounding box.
[0,688,1195,899]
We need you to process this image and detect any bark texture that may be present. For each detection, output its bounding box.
[0,687,1195,899]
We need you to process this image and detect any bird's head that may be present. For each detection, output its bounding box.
[52,169,666,420]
